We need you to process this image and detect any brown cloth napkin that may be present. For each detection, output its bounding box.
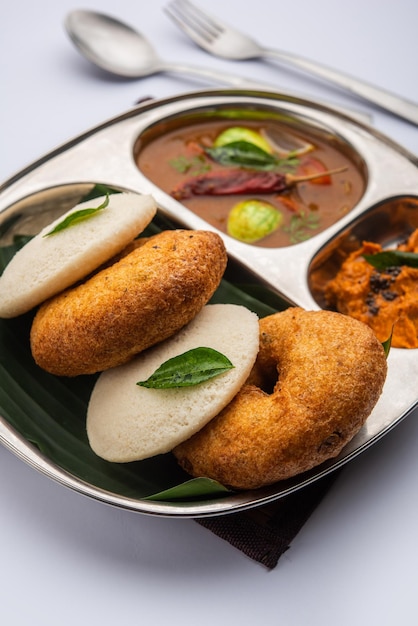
[197,471,339,569]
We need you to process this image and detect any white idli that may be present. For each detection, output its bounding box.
[87,304,259,462]
[0,192,157,318]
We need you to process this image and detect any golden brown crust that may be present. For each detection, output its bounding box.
[30,230,227,376]
[174,307,387,490]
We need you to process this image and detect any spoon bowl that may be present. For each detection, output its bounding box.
[65,10,164,78]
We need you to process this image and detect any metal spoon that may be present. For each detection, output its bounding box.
[64,10,370,123]
[65,9,270,87]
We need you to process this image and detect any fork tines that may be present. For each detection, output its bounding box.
[165,0,223,45]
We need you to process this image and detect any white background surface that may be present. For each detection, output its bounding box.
[1,1,418,624]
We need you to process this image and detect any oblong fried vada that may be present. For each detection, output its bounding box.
[30,229,227,376]
[174,307,387,490]
[0,192,156,318]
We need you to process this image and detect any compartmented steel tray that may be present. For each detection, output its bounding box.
[1,89,417,517]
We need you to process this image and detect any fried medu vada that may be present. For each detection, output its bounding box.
[174,307,387,490]
[30,229,227,376]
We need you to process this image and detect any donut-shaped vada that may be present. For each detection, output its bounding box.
[174,307,387,490]
[30,229,227,377]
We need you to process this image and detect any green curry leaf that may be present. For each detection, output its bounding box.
[364,250,418,271]
[43,194,110,237]
[205,141,298,171]
[137,347,234,389]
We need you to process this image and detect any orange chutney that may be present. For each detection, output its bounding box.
[325,229,418,348]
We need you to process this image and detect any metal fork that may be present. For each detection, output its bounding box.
[165,0,418,127]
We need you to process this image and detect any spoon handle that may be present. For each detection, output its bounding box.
[161,60,268,88]
[262,47,418,126]
[160,61,371,124]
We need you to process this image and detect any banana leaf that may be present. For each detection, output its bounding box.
[0,203,287,502]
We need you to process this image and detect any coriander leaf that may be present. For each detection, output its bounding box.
[137,347,234,389]
[283,210,320,244]
[169,155,195,174]
[363,250,418,271]
[169,155,211,175]
[43,194,110,237]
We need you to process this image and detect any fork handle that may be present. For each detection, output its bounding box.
[160,61,371,124]
[262,48,418,126]
[162,59,277,89]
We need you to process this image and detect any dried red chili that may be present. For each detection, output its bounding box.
[171,167,346,200]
